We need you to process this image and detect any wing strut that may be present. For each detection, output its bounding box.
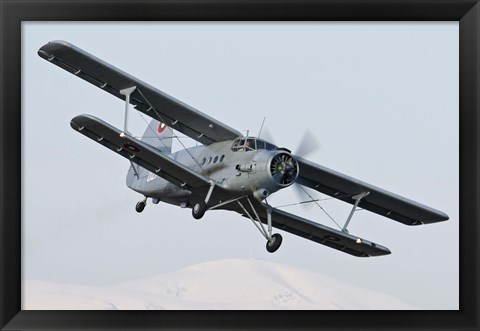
[119,86,137,137]
[342,191,369,233]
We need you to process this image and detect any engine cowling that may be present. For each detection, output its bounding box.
[226,151,299,199]
[245,151,299,199]
[268,152,299,187]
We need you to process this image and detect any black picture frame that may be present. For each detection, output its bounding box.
[1,0,478,330]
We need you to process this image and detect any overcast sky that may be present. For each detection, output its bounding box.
[22,22,458,309]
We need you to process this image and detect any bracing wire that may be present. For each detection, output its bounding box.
[134,88,205,171]
[297,185,344,231]
[135,111,170,151]
[274,193,352,208]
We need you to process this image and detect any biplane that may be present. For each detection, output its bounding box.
[38,41,449,257]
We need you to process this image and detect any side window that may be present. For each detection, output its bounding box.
[213,156,219,163]
[208,157,212,164]
[232,139,246,152]
[219,155,225,162]
[201,158,206,165]
[237,139,245,152]
[256,140,265,150]
[238,139,246,151]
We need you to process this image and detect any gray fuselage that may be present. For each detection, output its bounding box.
[126,139,294,208]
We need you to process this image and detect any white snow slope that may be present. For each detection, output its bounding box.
[23,258,416,310]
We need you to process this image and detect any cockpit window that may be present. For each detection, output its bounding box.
[245,139,255,151]
[231,137,277,152]
[256,140,265,150]
[266,142,276,150]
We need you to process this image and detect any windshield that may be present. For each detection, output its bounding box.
[231,138,277,152]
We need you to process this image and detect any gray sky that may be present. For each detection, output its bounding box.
[22,22,458,309]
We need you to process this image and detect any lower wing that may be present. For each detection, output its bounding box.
[222,198,391,257]
[70,114,212,194]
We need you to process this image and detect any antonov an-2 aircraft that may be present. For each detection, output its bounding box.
[38,41,449,257]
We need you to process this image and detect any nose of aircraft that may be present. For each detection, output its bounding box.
[269,152,299,186]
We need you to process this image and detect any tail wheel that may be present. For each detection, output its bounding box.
[192,201,206,220]
[136,201,146,213]
[266,233,283,253]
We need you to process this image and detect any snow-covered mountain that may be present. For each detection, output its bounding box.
[23,258,417,310]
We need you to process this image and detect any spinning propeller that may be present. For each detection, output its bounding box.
[261,127,321,209]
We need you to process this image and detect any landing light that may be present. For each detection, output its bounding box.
[120,132,126,138]
[356,238,362,244]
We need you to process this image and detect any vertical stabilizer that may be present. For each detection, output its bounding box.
[141,119,173,154]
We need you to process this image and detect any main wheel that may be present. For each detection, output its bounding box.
[136,201,146,213]
[266,233,283,253]
[192,201,206,219]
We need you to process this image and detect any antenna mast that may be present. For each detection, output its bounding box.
[257,117,266,138]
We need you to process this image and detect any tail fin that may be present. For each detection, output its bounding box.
[141,119,173,154]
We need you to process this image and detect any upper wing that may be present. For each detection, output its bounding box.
[295,156,449,225]
[39,40,242,145]
[71,114,211,192]
[223,199,390,257]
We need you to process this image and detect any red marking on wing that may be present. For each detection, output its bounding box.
[157,121,167,134]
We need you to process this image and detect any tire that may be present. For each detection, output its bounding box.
[266,233,283,253]
[136,201,146,213]
[192,201,206,219]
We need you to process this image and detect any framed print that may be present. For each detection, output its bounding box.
[1,0,478,330]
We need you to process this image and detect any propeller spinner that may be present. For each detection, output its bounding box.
[270,152,298,186]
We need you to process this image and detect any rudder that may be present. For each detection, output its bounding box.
[141,119,173,154]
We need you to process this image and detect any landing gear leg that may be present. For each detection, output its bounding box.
[191,180,215,220]
[265,205,282,253]
[136,196,147,213]
[237,199,283,253]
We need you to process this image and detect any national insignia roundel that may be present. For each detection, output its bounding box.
[157,121,167,134]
